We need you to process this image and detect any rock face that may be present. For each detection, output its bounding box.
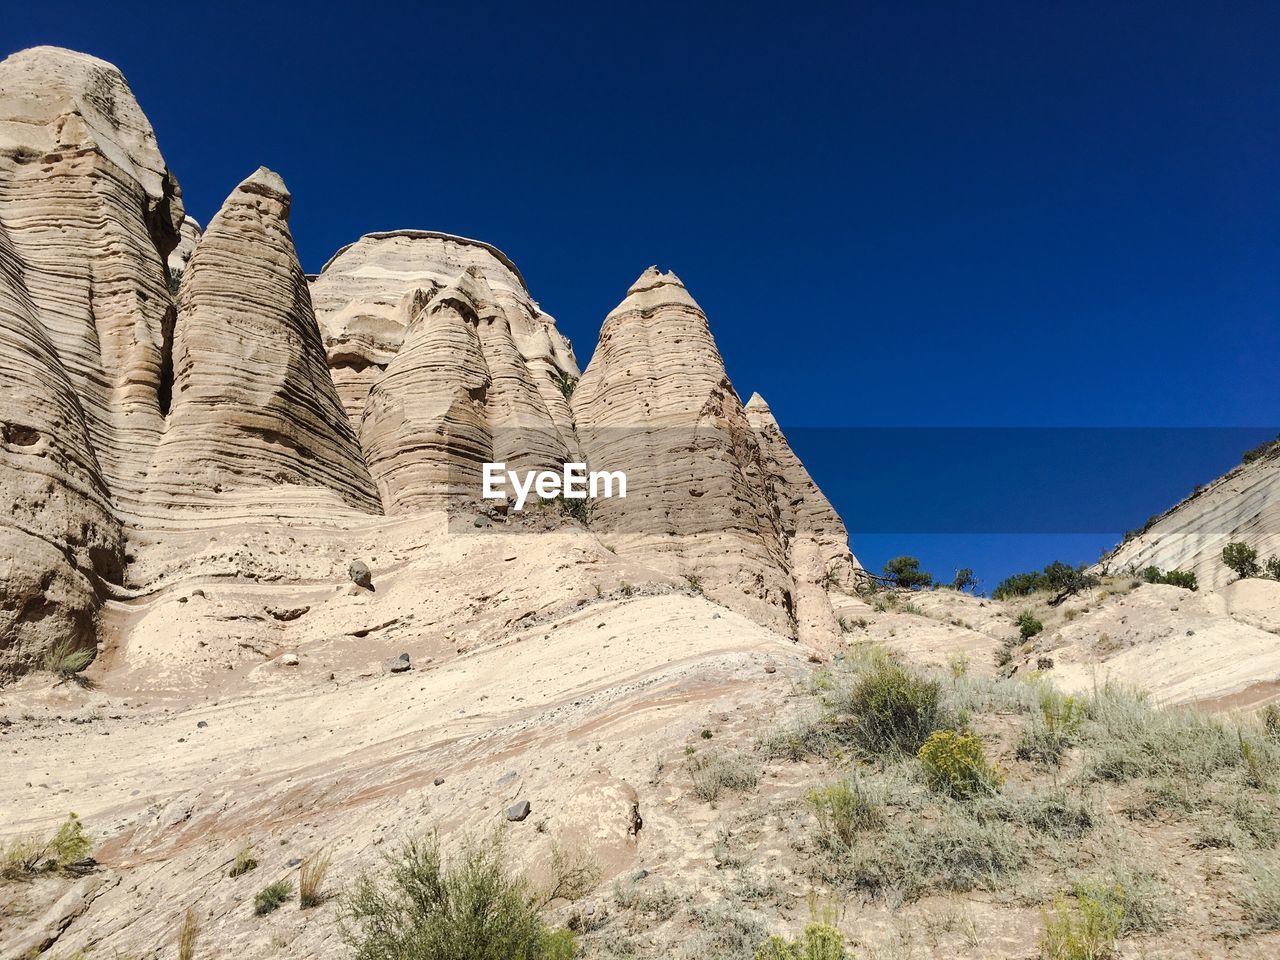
[1102,447,1280,590]
[309,231,578,444]
[0,46,860,678]
[0,46,184,511]
[746,392,858,640]
[0,46,182,676]
[360,271,495,511]
[149,168,380,515]
[572,268,848,640]
[0,220,122,676]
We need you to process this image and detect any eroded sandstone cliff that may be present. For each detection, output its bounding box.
[0,46,858,679]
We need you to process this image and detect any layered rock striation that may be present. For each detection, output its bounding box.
[0,45,860,677]
[150,168,381,514]
[571,268,848,641]
[1102,446,1280,590]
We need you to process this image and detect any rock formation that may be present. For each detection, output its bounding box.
[150,168,380,515]
[0,220,122,676]
[746,392,858,640]
[572,268,821,638]
[1102,444,1280,590]
[309,230,578,443]
[0,46,859,678]
[360,269,495,512]
[0,46,184,512]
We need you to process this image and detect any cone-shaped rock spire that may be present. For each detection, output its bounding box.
[151,169,380,514]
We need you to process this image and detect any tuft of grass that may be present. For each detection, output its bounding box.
[177,907,200,960]
[254,879,292,916]
[1239,855,1280,931]
[687,750,759,802]
[537,841,600,906]
[807,778,882,849]
[754,923,848,959]
[1039,883,1123,960]
[341,832,575,959]
[827,814,1024,905]
[2,813,92,881]
[299,851,332,908]
[228,842,258,878]
[42,638,94,684]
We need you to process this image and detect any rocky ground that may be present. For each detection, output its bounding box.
[5,549,1280,959]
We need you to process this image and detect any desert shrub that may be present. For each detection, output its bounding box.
[1223,541,1261,579]
[537,842,600,905]
[1083,684,1262,784]
[1039,883,1123,960]
[1241,435,1280,464]
[255,880,292,915]
[300,850,332,908]
[42,638,94,682]
[1239,856,1280,931]
[951,568,979,592]
[1268,557,1280,581]
[807,779,882,849]
[754,923,848,959]
[342,833,574,959]
[229,843,258,877]
[918,731,1002,799]
[834,662,943,754]
[994,562,1098,602]
[882,556,932,590]
[177,908,199,960]
[3,813,93,880]
[1017,692,1085,765]
[836,815,1023,904]
[948,653,970,680]
[1139,566,1198,590]
[1016,611,1044,641]
[687,750,759,802]
[554,372,578,399]
[50,813,92,866]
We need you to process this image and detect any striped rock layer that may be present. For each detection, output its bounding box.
[0,46,859,677]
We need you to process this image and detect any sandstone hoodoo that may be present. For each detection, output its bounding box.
[150,167,380,516]
[0,46,857,681]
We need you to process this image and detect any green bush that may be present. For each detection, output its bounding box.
[1,813,92,880]
[341,833,575,959]
[1224,542,1261,579]
[1017,611,1044,641]
[994,562,1098,601]
[882,556,932,590]
[753,923,847,960]
[1139,566,1198,590]
[951,568,978,592]
[1039,883,1123,960]
[255,880,292,915]
[836,662,943,754]
[807,779,882,848]
[918,731,1002,799]
[1241,435,1280,465]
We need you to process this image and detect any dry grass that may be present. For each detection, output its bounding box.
[177,907,200,960]
[299,850,332,908]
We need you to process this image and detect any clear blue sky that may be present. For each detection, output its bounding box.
[8,1,1278,589]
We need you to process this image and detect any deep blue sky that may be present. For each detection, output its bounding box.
[8,1,1277,588]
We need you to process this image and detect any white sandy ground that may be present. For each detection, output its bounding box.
[4,526,1280,958]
